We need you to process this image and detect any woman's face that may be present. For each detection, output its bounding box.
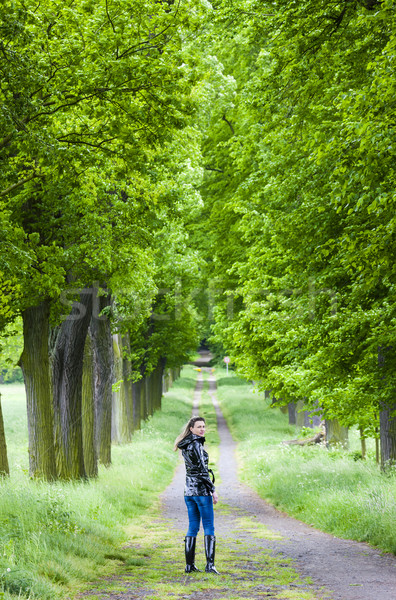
[190,420,206,436]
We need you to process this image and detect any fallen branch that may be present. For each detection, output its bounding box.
[283,431,325,446]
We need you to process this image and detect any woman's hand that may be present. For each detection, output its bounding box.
[212,491,219,505]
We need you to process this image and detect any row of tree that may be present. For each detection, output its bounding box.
[0,0,209,479]
[197,0,396,466]
[2,0,395,476]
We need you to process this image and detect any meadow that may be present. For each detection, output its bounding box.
[216,371,396,555]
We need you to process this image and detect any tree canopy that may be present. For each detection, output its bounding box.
[1,0,396,472]
[198,0,396,448]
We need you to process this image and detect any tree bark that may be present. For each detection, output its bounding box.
[91,290,113,466]
[19,301,56,480]
[153,365,160,412]
[142,376,149,420]
[359,428,366,460]
[112,333,130,443]
[52,288,93,479]
[154,361,165,411]
[380,401,396,469]
[375,427,380,464]
[146,373,154,417]
[132,380,142,431]
[122,334,134,437]
[111,334,121,444]
[296,400,307,428]
[162,369,171,393]
[82,329,97,477]
[306,407,322,428]
[377,347,396,468]
[325,419,349,449]
[0,395,10,476]
[288,402,297,425]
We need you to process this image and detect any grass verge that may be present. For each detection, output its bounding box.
[216,373,396,555]
[0,366,197,600]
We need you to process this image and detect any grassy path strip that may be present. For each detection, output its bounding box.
[216,372,396,555]
[77,501,324,600]
[0,367,197,600]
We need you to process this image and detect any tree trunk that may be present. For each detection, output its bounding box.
[377,347,396,468]
[122,334,134,437]
[380,401,396,469]
[52,288,93,479]
[0,395,9,476]
[91,291,113,466]
[142,376,148,420]
[132,380,142,431]
[296,400,306,428]
[295,399,322,428]
[359,428,366,460]
[111,334,121,443]
[153,364,161,411]
[375,427,380,464]
[112,333,130,443]
[306,408,322,428]
[19,301,56,480]
[147,373,154,417]
[288,402,296,425]
[82,329,97,477]
[325,419,349,449]
[162,369,171,393]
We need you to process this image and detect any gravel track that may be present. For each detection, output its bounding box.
[161,368,396,600]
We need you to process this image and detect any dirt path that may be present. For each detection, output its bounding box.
[162,370,396,600]
[78,366,396,600]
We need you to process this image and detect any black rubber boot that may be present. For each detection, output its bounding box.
[204,535,220,574]
[184,536,201,573]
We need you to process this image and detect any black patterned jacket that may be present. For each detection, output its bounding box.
[177,433,215,496]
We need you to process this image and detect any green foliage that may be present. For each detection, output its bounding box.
[0,320,23,383]
[198,0,396,431]
[0,0,212,375]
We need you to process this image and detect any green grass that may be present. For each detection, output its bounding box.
[0,367,197,600]
[0,384,29,472]
[216,373,396,555]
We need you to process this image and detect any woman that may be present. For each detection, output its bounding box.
[174,416,219,574]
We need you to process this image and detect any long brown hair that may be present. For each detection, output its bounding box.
[173,416,206,451]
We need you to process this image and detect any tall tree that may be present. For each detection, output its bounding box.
[52,288,94,479]
[0,395,9,476]
[91,290,113,466]
[82,329,97,478]
[19,301,56,480]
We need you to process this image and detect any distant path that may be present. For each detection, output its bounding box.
[162,369,396,600]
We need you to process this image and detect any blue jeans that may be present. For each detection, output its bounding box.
[184,495,215,536]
